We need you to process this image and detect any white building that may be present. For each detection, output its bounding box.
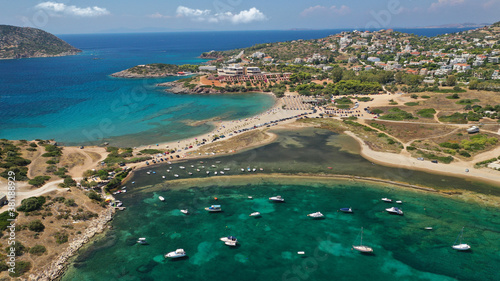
[245,67,261,75]
[218,64,244,76]
[199,66,217,71]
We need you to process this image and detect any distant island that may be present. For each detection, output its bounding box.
[0,25,81,59]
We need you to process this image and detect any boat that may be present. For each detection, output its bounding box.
[188,172,193,175]
[297,251,305,255]
[205,205,222,212]
[381,198,392,203]
[137,237,148,245]
[248,196,253,199]
[147,171,151,175]
[385,207,403,215]
[196,169,200,172]
[396,200,403,204]
[307,212,324,218]
[165,249,186,258]
[339,207,353,213]
[241,168,244,172]
[452,227,471,251]
[220,236,238,246]
[206,171,210,175]
[180,209,189,214]
[269,195,285,202]
[179,166,185,169]
[174,174,179,178]
[214,171,218,175]
[352,227,373,253]
[220,171,224,174]
[159,196,165,202]
[224,168,230,171]
[162,176,166,179]
[424,227,433,230]
[249,212,261,217]
[252,168,256,172]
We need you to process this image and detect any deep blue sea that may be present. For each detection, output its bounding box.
[0,28,472,146]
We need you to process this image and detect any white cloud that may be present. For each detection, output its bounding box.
[429,0,465,11]
[148,12,171,19]
[175,6,267,24]
[301,5,351,17]
[35,2,110,17]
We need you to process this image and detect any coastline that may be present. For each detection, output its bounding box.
[344,131,500,187]
[29,207,115,281]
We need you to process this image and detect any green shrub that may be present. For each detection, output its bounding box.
[0,211,18,230]
[379,108,416,121]
[54,232,69,244]
[29,244,47,256]
[417,108,436,118]
[371,109,383,114]
[421,95,431,99]
[9,261,31,277]
[5,241,26,256]
[28,176,51,187]
[17,196,46,212]
[404,102,419,106]
[28,220,45,232]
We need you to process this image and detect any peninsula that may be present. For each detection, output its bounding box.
[0,25,81,59]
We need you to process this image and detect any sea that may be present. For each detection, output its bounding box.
[62,128,500,281]
[0,28,473,147]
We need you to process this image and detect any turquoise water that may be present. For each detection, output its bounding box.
[0,29,477,146]
[62,181,500,281]
[62,129,500,281]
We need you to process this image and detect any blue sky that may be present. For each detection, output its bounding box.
[1,0,499,34]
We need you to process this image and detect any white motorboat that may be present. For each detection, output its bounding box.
[146,171,151,175]
[159,196,165,202]
[220,171,224,174]
[174,174,179,178]
[352,227,373,253]
[340,207,353,213]
[307,212,324,218]
[248,196,253,199]
[180,209,189,214]
[224,168,230,171]
[452,227,471,251]
[179,166,185,169]
[297,251,305,255]
[206,171,210,175]
[137,237,148,245]
[205,205,222,212]
[252,168,256,172]
[188,172,193,175]
[196,169,200,172]
[249,212,261,217]
[162,176,166,179]
[396,200,403,204]
[424,227,433,230]
[165,249,186,258]
[220,236,238,246]
[381,198,392,203]
[214,171,218,175]
[241,168,245,172]
[269,195,285,202]
[385,207,403,215]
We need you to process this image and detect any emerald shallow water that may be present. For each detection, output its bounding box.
[62,128,500,280]
[63,181,500,281]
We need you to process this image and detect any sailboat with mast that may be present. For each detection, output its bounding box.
[452,227,471,251]
[352,227,373,253]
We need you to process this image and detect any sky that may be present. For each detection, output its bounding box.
[1,0,499,34]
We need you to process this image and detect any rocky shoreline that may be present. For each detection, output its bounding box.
[29,207,115,281]
[157,81,224,94]
[111,70,177,78]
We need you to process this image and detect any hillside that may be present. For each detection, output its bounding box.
[0,25,81,59]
